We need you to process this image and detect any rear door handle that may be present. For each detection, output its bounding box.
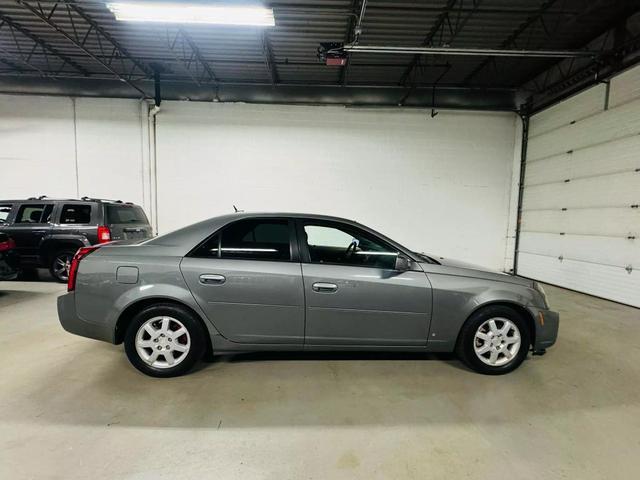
[199,274,226,285]
[312,282,338,293]
[32,230,46,235]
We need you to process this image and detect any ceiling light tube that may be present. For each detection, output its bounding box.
[106,2,275,26]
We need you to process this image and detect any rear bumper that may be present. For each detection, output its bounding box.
[57,292,114,343]
[527,306,559,351]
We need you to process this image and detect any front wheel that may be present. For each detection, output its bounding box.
[456,305,531,375]
[124,304,207,377]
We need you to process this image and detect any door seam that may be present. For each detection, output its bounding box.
[299,262,308,348]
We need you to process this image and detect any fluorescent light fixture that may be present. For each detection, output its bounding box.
[106,2,275,26]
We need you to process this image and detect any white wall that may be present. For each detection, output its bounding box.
[1,95,77,198]
[0,95,148,209]
[1,94,519,270]
[156,102,518,270]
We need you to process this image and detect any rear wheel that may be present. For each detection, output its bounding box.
[124,304,207,378]
[457,305,531,375]
[49,250,76,283]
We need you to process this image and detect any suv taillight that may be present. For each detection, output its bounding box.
[67,246,100,292]
[0,237,15,252]
[97,225,111,243]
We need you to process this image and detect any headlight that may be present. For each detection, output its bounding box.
[533,281,548,309]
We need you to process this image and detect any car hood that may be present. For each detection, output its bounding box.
[416,252,533,287]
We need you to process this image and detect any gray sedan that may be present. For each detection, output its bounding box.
[57,213,558,377]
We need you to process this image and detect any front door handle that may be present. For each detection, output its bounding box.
[312,282,338,293]
[32,230,46,235]
[199,274,226,285]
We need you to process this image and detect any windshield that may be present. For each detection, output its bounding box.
[106,205,149,224]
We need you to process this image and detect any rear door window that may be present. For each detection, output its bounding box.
[60,204,92,224]
[106,205,149,224]
[0,204,12,224]
[15,204,54,224]
[220,219,291,261]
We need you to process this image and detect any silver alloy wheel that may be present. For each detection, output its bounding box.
[135,316,191,369]
[52,253,73,281]
[473,317,521,367]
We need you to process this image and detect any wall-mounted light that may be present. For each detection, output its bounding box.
[106,3,275,26]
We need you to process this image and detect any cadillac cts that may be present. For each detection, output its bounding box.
[57,213,558,377]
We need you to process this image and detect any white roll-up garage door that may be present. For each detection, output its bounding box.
[517,65,640,308]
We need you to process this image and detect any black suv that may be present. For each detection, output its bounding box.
[0,197,153,282]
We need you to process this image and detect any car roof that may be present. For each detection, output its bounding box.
[223,211,361,223]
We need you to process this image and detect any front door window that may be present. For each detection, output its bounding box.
[303,224,398,269]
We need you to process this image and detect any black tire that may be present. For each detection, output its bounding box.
[49,249,76,283]
[456,305,531,375]
[124,304,207,378]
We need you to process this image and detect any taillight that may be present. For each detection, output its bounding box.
[67,245,100,292]
[0,237,15,252]
[97,225,111,243]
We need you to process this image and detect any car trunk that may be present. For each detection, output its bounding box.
[105,204,153,242]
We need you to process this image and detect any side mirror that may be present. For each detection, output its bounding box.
[394,255,411,271]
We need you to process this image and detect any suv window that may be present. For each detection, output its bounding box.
[0,204,12,224]
[303,223,398,269]
[15,204,54,224]
[214,219,291,261]
[60,204,92,224]
[106,204,148,224]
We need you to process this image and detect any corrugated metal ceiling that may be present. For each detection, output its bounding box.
[0,0,639,108]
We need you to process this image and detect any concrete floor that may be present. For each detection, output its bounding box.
[1,281,639,480]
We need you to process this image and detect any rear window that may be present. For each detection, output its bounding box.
[106,205,149,224]
[60,204,92,224]
[0,204,12,224]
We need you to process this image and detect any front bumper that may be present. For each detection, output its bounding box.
[57,292,114,343]
[527,306,559,351]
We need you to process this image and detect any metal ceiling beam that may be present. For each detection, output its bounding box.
[162,29,202,87]
[179,29,217,83]
[0,56,24,70]
[262,31,279,85]
[0,11,89,75]
[343,45,596,58]
[463,0,558,84]
[161,28,218,87]
[398,0,458,86]
[522,10,640,113]
[518,2,640,98]
[15,0,151,97]
[0,74,518,110]
[0,50,421,69]
[0,44,47,75]
[63,0,151,77]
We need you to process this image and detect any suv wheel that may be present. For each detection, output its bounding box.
[124,304,207,378]
[49,250,76,283]
[457,305,531,375]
